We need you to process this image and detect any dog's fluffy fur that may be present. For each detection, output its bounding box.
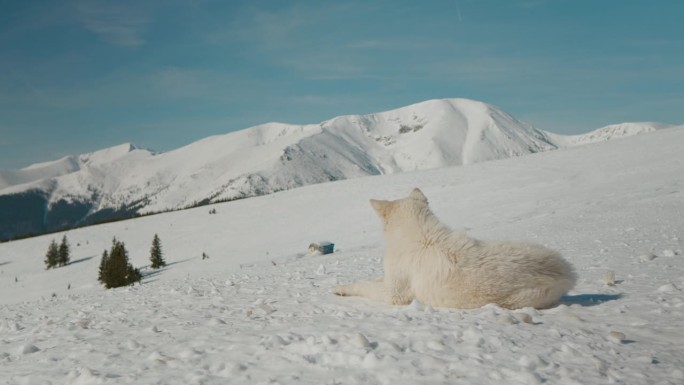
[334,188,577,309]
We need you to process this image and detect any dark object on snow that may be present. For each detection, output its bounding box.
[308,241,335,255]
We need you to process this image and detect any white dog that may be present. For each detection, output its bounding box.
[334,188,576,309]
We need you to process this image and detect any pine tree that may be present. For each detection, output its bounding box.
[44,240,59,269]
[126,264,142,284]
[106,240,129,288]
[99,238,142,289]
[98,249,109,284]
[57,235,70,267]
[149,234,166,269]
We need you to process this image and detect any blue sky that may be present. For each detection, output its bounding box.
[1,0,682,169]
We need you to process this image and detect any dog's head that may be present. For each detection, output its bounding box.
[370,188,429,230]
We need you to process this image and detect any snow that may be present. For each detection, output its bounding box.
[1,126,683,384]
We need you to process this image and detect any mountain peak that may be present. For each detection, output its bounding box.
[78,143,146,165]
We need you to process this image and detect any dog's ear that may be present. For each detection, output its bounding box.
[409,188,428,204]
[370,199,393,219]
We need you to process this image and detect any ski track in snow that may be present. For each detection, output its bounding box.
[1,127,684,384]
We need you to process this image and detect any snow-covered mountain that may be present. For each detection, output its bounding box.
[0,143,154,192]
[0,98,674,241]
[545,122,672,147]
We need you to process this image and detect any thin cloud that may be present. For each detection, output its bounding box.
[287,94,358,108]
[281,54,371,81]
[8,67,265,110]
[229,5,373,51]
[74,1,148,47]
[227,6,368,80]
[229,5,312,50]
[515,0,550,8]
[224,3,449,82]
[346,40,390,49]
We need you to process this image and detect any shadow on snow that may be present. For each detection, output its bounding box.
[67,255,96,266]
[141,257,195,280]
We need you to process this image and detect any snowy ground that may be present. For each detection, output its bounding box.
[1,127,683,384]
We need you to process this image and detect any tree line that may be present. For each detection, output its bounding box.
[44,234,166,289]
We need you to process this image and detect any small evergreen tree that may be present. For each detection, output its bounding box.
[99,238,141,289]
[98,249,109,284]
[57,235,70,267]
[106,239,129,288]
[149,234,166,269]
[126,264,142,284]
[44,240,59,269]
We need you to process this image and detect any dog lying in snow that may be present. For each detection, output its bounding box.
[334,188,577,309]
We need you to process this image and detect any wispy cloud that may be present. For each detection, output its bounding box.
[225,3,382,80]
[226,4,316,51]
[74,1,148,47]
[5,67,266,110]
[286,94,362,108]
[515,0,550,9]
[347,40,390,49]
[280,54,371,81]
[242,9,305,48]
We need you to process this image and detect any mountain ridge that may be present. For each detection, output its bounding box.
[0,98,675,241]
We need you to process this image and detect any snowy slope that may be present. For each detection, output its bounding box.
[0,126,683,384]
[0,99,674,241]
